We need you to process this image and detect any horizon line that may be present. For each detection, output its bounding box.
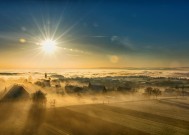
[0,67,189,70]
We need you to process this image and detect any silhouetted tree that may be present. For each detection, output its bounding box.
[181,85,185,97]
[32,90,47,105]
[145,87,153,96]
[174,85,186,97]
[152,88,161,99]
[145,87,161,99]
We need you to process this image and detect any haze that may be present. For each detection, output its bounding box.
[0,1,189,135]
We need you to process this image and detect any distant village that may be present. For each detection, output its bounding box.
[0,72,189,103]
[33,73,189,95]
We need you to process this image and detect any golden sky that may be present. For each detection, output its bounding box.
[0,1,189,69]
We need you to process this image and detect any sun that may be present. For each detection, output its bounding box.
[41,39,56,53]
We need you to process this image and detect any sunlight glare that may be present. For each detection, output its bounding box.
[41,39,56,53]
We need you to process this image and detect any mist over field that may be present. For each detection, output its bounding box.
[1,0,189,134]
[0,69,189,135]
[1,68,189,78]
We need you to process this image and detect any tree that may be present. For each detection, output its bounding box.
[152,88,161,99]
[32,90,47,105]
[181,85,185,97]
[174,85,186,97]
[144,87,161,99]
[145,87,153,96]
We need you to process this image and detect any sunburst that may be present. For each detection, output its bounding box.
[40,39,56,53]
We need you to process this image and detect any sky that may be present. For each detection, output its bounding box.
[0,0,189,69]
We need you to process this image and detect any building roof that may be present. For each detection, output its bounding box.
[1,85,30,101]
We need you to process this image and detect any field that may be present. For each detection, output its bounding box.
[0,97,189,135]
[0,0,189,134]
[0,69,189,135]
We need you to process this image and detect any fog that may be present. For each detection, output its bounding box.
[0,69,189,135]
[1,68,189,79]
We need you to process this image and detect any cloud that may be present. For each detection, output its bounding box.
[21,26,27,32]
[93,22,99,28]
[111,36,136,50]
[62,47,91,55]
[111,36,119,42]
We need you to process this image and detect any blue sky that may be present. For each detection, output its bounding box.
[0,0,189,68]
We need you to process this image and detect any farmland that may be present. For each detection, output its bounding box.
[0,69,189,135]
[0,97,189,135]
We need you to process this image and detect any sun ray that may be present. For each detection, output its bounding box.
[40,39,57,54]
